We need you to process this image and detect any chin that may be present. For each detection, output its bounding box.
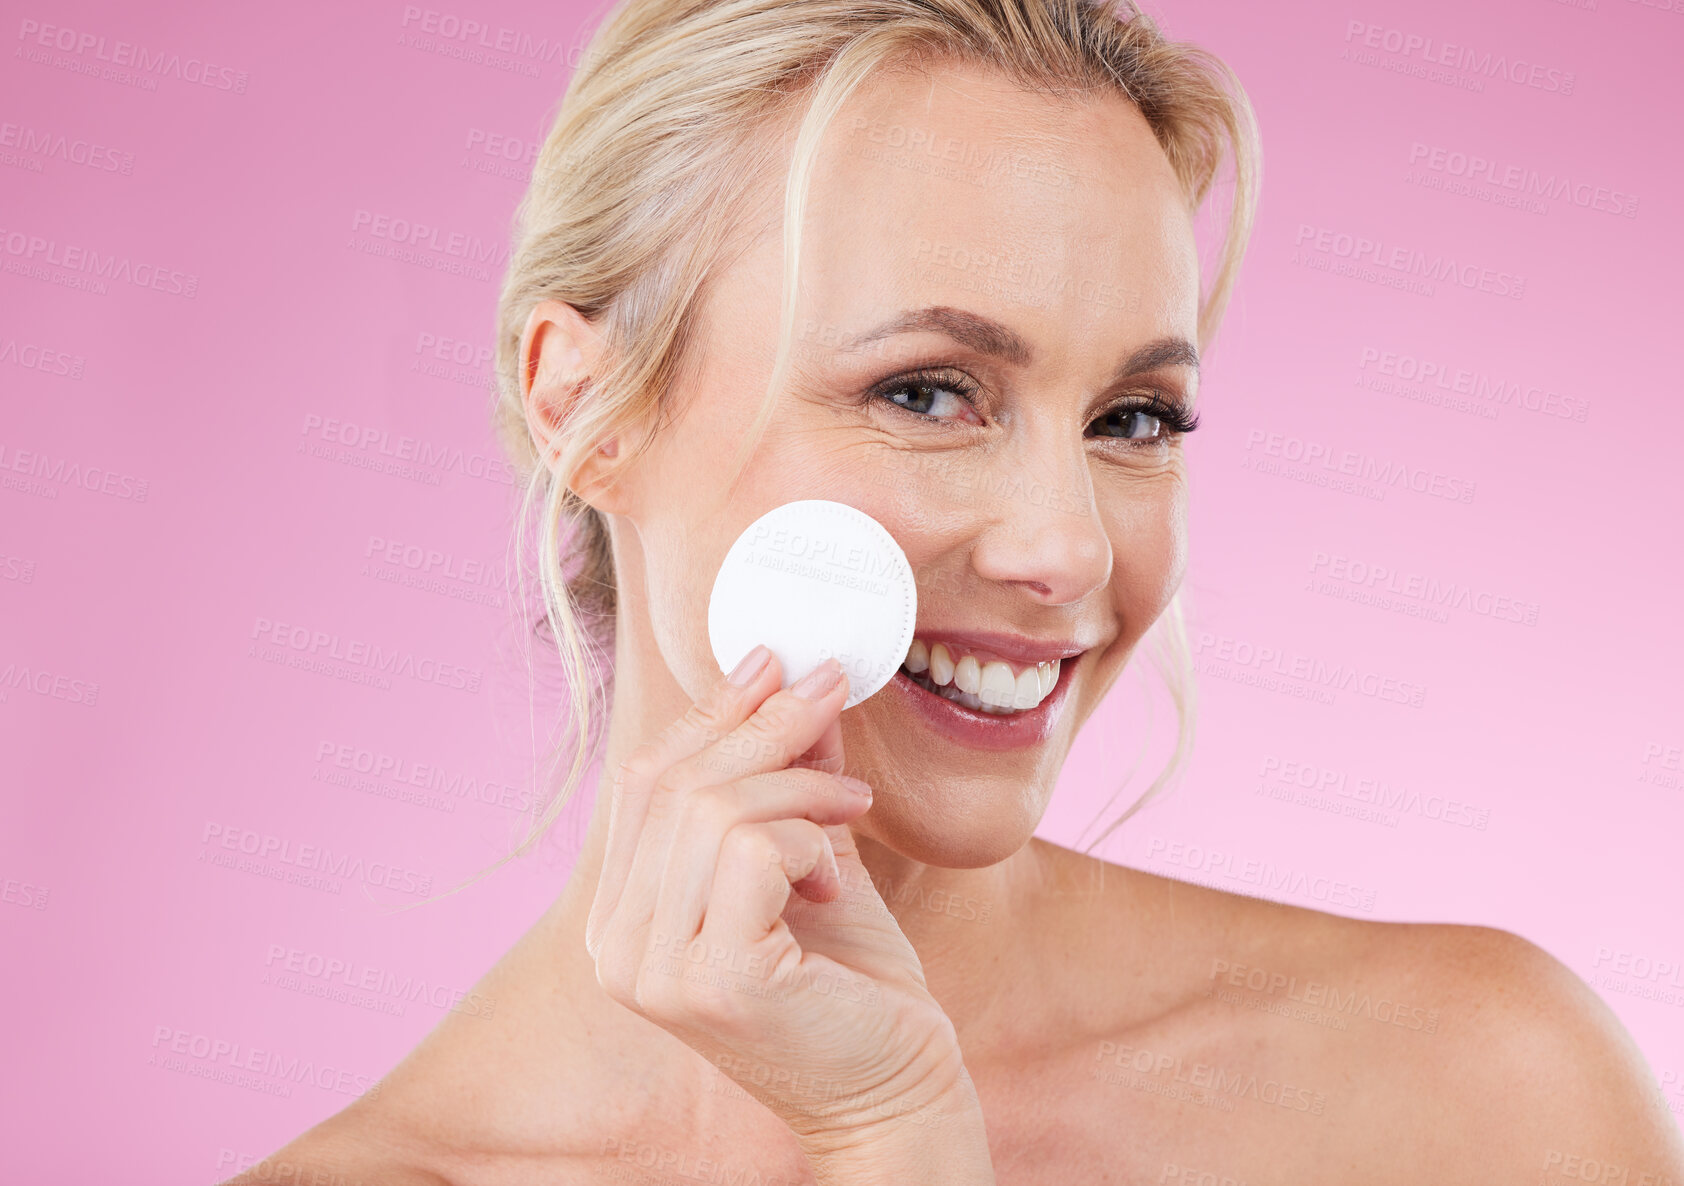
[853,786,1044,870]
[843,716,1059,869]
[837,642,1099,867]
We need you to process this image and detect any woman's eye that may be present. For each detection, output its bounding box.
[873,378,982,424]
[1091,407,1165,441]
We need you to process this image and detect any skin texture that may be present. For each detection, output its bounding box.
[225,58,1684,1186]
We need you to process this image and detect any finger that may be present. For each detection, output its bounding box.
[603,660,852,970]
[650,770,873,948]
[782,821,927,987]
[586,644,781,954]
[658,660,850,796]
[790,715,844,776]
[703,818,838,952]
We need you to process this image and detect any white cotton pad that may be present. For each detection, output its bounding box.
[707,499,917,710]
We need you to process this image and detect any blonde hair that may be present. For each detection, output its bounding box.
[488,0,1260,865]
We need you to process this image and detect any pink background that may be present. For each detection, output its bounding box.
[2,0,1681,1178]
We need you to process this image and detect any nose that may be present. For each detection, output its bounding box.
[969,444,1112,607]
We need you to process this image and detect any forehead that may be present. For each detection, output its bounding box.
[781,56,1202,358]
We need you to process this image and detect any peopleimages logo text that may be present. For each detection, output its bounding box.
[1243,429,1476,505]
[16,19,249,92]
[1408,143,1637,218]
[250,616,483,694]
[300,413,516,486]
[0,226,198,298]
[1343,21,1575,94]
[349,210,509,268]
[1295,225,1524,299]
[399,6,575,65]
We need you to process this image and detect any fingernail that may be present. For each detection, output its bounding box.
[791,660,842,700]
[727,644,771,687]
[836,775,873,798]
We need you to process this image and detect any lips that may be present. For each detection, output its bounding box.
[907,630,1089,666]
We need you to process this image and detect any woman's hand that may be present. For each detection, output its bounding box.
[584,645,995,1182]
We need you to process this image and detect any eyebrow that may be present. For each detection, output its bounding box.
[836,304,1199,382]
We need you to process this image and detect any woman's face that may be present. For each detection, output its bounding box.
[610,58,1201,868]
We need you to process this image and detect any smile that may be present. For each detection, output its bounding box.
[886,632,1085,751]
[901,641,1059,714]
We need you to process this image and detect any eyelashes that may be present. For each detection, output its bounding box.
[1090,390,1201,440]
[865,366,1199,444]
[867,367,985,424]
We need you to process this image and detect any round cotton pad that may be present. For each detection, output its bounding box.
[708,499,917,711]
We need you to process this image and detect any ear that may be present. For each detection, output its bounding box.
[518,299,627,511]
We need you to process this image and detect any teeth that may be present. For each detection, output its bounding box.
[954,654,981,695]
[978,661,1015,709]
[1013,666,1040,710]
[929,643,955,687]
[899,639,1065,715]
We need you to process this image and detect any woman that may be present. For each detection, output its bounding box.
[228,0,1684,1182]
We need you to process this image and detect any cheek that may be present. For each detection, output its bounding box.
[1102,469,1189,617]
[640,516,724,692]
[630,403,771,688]
[634,422,887,694]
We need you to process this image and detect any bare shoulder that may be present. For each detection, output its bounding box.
[214,1095,457,1186]
[1367,920,1684,1182]
[1035,843,1684,1183]
[217,903,612,1186]
[214,1032,611,1186]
